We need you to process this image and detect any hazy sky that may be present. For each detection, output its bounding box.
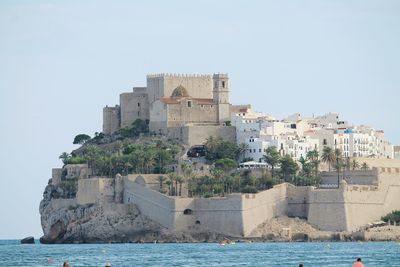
[0,0,399,239]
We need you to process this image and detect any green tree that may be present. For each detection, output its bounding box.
[321,146,334,171]
[59,152,70,165]
[205,136,237,161]
[279,155,299,182]
[158,175,165,189]
[215,158,237,174]
[361,162,369,170]
[175,175,185,196]
[236,143,249,162]
[73,134,91,145]
[263,146,281,179]
[351,159,360,171]
[334,148,343,187]
[307,149,320,179]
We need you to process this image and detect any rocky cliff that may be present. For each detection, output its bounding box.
[39,183,225,243]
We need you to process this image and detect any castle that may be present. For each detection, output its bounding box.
[48,73,400,239]
[103,73,247,145]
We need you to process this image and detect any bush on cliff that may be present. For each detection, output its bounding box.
[204,136,237,161]
[382,210,400,223]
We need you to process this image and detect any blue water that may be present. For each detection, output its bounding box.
[0,240,399,266]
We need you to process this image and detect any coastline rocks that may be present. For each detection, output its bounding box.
[21,236,35,244]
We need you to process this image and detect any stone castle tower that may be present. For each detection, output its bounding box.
[213,73,230,123]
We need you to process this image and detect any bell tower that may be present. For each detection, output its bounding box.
[213,73,230,123]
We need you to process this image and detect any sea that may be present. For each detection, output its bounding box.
[0,240,399,266]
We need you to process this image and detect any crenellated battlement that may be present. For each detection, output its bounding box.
[146,73,212,78]
[377,167,400,174]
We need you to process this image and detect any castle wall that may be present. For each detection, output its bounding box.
[241,183,289,236]
[287,185,310,218]
[123,177,176,229]
[307,185,348,231]
[167,125,236,146]
[166,101,218,128]
[307,168,400,231]
[147,74,213,104]
[120,91,149,128]
[76,177,114,205]
[52,168,62,186]
[320,170,378,185]
[103,106,120,134]
[343,169,400,231]
[149,100,168,133]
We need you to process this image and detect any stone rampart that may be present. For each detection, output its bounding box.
[308,168,400,231]
[287,185,310,218]
[123,177,176,229]
[77,177,114,205]
[321,170,378,185]
[167,125,236,146]
[241,184,288,236]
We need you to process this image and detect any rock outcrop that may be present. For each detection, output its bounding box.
[21,236,35,244]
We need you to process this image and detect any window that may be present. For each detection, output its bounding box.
[222,81,225,88]
[138,102,140,107]
[259,149,261,153]
[183,209,193,215]
[188,101,192,108]
[137,111,140,116]
[323,139,327,145]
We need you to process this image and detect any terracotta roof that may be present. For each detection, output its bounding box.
[160,97,214,105]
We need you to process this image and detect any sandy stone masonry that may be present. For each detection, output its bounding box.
[103,73,244,146]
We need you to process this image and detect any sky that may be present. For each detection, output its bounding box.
[0,0,399,239]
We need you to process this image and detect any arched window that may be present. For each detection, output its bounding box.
[183,209,193,215]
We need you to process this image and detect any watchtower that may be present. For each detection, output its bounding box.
[213,73,230,123]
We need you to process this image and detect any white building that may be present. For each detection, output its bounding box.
[233,110,393,160]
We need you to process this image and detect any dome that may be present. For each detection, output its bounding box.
[171,85,189,98]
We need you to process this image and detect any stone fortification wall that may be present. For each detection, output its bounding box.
[166,101,218,127]
[287,185,310,218]
[123,177,176,229]
[146,74,213,104]
[52,168,62,186]
[149,100,168,133]
[123,177,295,237]
[241,183,289,236]
[308,168,400,231]
[307,183,348,231]
[193,195,243,236]
[167,125,235,146]
[103,106,120,134]
[343,168,400,231]
[120,91,149,128]
[128,174,167,191]
[321,170,378,185]
[65,164,90,180]
[77,177,114,205]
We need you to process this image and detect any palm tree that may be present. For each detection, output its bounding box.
[59,152,70,164]
[263,146,281,179]
[361,162,369,170]
[236,143,249,162]
[165,180,172,196]
[334,148,342,187]
[351,159,360,171]
[307,149,320,179]
[175,175,185,196]
[168,172,178,196]
[321,146,334,171]
[158,175,165,189]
